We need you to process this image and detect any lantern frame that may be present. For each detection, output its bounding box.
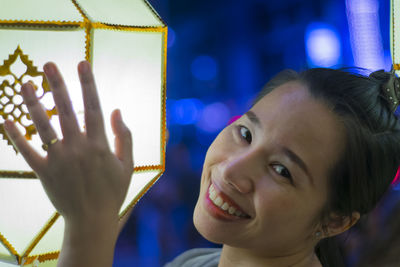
[0,0,167,265]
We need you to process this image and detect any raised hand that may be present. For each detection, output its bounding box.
[4,61,134,266]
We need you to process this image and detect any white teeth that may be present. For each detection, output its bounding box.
[235,210,243,217]
[228,206,236,215]
[221,202,229,211]
[215,196,223,207]
[208,184,247,218]
[210,184,215,192]
[209,190,217,201]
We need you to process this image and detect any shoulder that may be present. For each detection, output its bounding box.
[165,248,222,267]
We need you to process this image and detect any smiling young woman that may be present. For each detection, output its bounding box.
[170,68,400,267]
[4,63,400,267]
[193,81,347,267]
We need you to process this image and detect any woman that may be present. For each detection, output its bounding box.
[4,62,400,266]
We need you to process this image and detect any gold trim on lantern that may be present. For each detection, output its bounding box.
[84,19,93,62]
[70,0,90,21]
[0,46,56,152]
[22,251,59,266]
[161,27,168,168]
[91,22,166,32]
[0,171,36,179]
[21,213,60,260]
[0,232,18,258]
[134,165,164,172]
[143,0,167,26]
[119,170,164,220]
[0,19,82,29]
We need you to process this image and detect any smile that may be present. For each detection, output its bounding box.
[208,184,250,218]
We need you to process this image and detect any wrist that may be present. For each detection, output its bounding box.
[64,218,119,241]
[57,215,119,267]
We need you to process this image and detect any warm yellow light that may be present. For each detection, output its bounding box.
[0,0,167,266]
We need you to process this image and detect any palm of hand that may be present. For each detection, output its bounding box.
[4,61,134,226]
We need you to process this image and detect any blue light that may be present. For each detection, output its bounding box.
[191,55,218,81]
[169,98,204,125]
[167,125,183,145]
[196,102,230,133]
[345,0,385,70]
[168,28,176,48]
[305,22,342,67]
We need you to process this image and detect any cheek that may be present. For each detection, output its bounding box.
[255,181,309,225]
[257,192,295,219]
[203,128,235,164]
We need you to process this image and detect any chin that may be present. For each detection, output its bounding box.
[193,185,243,245]
[193,199,224,244]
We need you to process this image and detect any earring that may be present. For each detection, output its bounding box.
[315,231,322,238]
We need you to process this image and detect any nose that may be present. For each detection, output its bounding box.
[220,148,263,194]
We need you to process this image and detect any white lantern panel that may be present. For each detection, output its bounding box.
[120,170,162,213]
[92,29,163,167]
[0,260,19,267]
[77,0,163,26]
[19,260,57,267]
[0,0,83,22]
[0,242,15,264]
[31,260,57,267]
[29,216,64,256]
[0,171,162,264]
[0,29,85,172]
[0,179,56,255]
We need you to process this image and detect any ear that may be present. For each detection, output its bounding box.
[323,211,360,237]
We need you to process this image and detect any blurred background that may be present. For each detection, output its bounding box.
[113,0,400,266]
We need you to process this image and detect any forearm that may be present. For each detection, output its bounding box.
[57,218,119,267]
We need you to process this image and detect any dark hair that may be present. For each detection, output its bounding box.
[254,68,400,267]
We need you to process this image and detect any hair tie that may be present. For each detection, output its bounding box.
[381,68,400,112]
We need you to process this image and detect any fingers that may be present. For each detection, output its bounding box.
[43,62,80,141]
[111,109,134,172]
[21,82,58,145]
[3,120,44,170]
[78,61,107,144]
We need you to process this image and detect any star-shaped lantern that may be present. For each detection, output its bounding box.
[0,0,167,266]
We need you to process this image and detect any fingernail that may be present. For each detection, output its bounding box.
[3,120,11,132]
[117,109,122,121]
[79,61,89,72]
[22,82,33,93]
[44,63,55,75]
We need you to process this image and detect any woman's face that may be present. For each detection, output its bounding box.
[193,81,346,256]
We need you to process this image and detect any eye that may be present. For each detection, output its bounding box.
[238,125,252,143]
[271,164,292,180]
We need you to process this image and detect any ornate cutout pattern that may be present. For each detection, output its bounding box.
[0,46,57,152]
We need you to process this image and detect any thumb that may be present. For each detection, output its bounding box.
[111,109,134,172]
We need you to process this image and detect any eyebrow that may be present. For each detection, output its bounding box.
[280,146,314,186]
[245,111,261,127]
[244,111,315,186]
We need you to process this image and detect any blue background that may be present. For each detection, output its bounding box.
[113,0,400,266]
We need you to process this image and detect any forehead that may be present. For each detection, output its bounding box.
[251,82,345,183]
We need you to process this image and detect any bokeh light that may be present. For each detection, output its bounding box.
[168,98,204,125]
[167,28,176,48]
[346,0,385,70]
[305,22,342,67]
[196,102,230,133]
